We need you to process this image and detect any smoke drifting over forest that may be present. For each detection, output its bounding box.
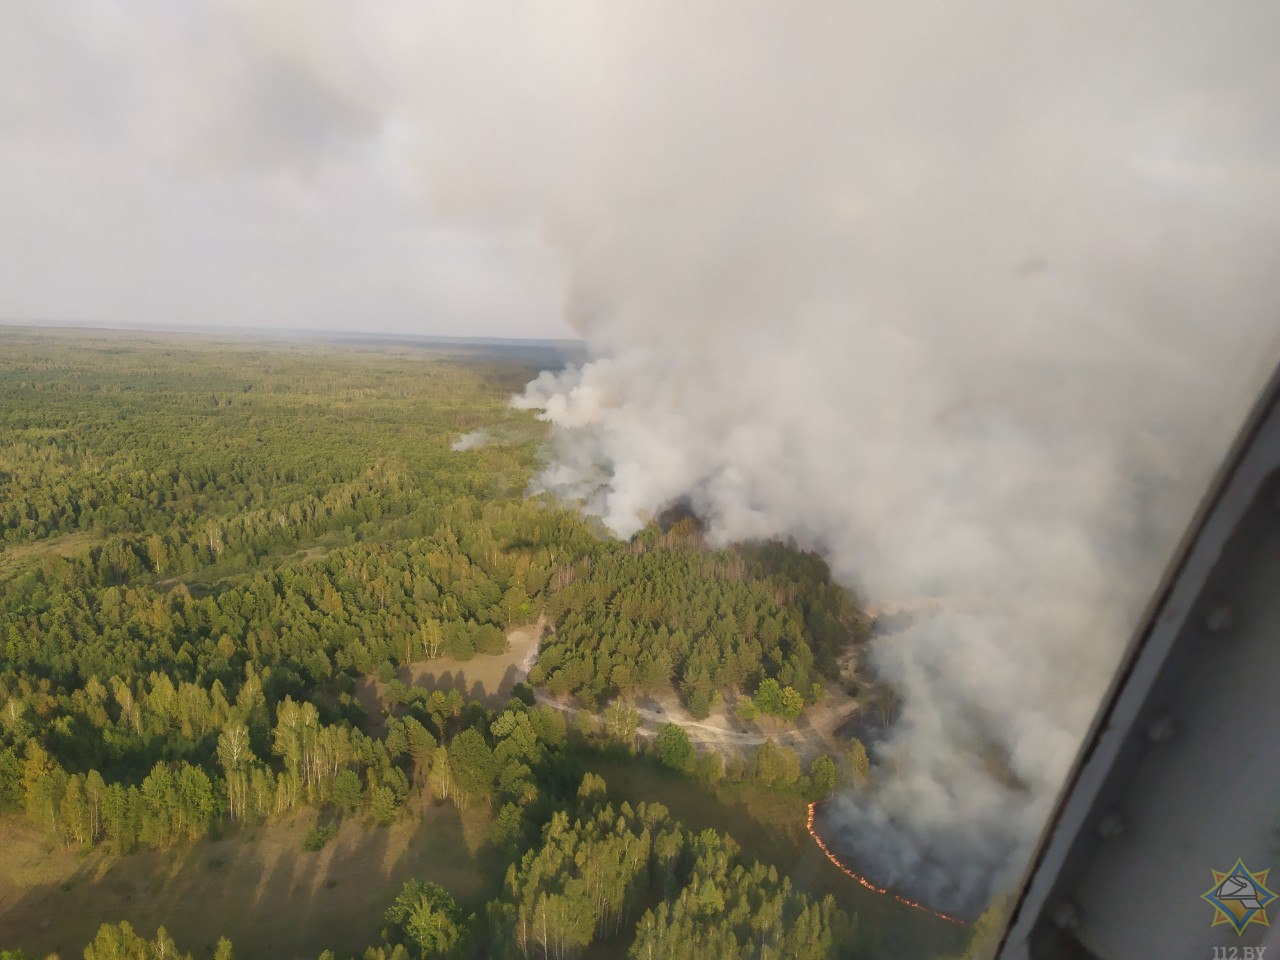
[10,0,1278,913]
[502,2,1280,912]
[450,430,491,453]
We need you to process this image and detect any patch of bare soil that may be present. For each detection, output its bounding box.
[539,680,862,762]
[355,620,544,734]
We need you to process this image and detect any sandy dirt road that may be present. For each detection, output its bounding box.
[534,682,861,760]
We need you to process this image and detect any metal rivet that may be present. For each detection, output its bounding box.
[1205,604,1236,634]
[1051,900,1081,931]
[1097,813,1124,839]
[1146,714,1176,744]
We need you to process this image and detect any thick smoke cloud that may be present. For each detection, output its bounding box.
[8,0,1279,912]
[501,0,1280,912]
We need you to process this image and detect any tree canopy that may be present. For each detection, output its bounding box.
[0,332,891,960]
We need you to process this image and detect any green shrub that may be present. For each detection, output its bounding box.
[302,824,338,851]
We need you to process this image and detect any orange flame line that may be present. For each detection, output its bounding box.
[806,801,969,926]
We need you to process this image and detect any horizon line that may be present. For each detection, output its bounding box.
[0,317,584,348]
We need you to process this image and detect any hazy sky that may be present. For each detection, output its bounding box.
[4,4,1276,343]
[0,4,576,338]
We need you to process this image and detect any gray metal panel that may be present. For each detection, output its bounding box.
[999,364,1280,959]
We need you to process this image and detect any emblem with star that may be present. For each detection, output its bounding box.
[1202,859,1277,935]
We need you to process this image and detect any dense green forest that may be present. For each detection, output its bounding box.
[537,530,867,716]
[0,330,971,960]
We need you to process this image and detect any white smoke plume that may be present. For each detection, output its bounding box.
[9,0,1279,916]
[450,429,491,452]
[516,318,1276,915]
[497,1,1280,914]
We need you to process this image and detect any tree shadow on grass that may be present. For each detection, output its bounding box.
[0,802,495,960]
